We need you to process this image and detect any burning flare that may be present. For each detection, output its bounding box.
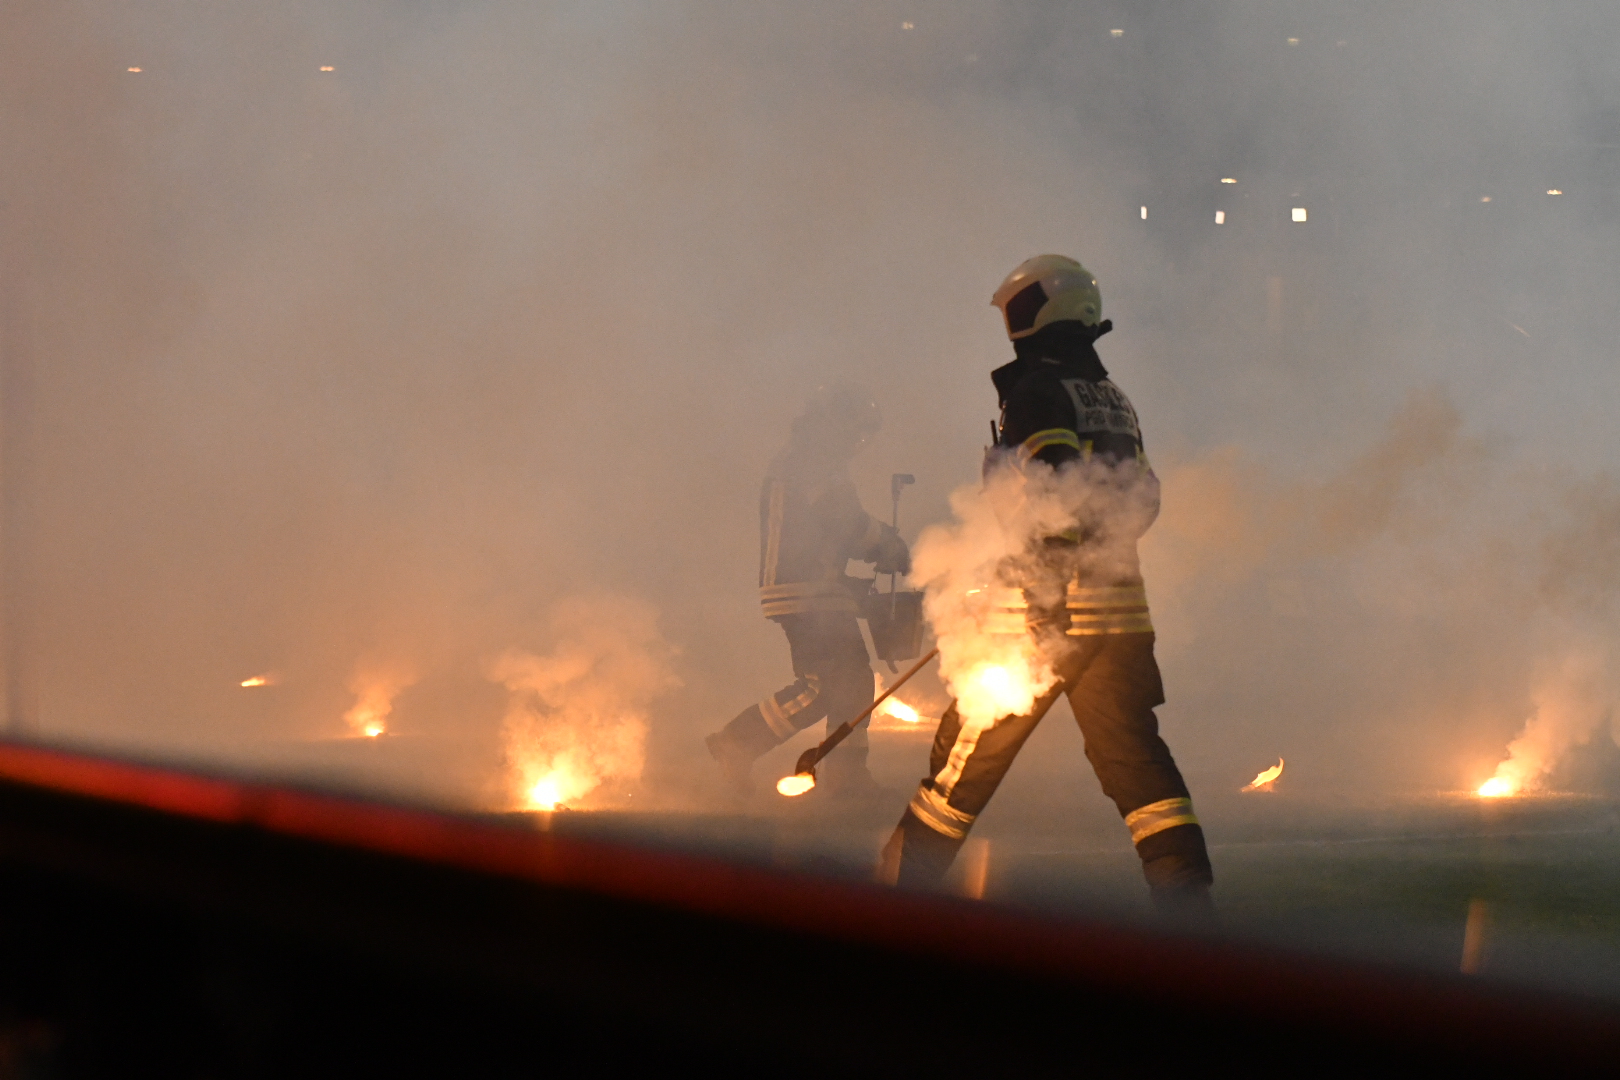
[776,773,816,797]
[1473,650,1613,801]
[527,777,565,811]
[871,674,927,726]
[239,674,272,688]
[1243,757,1284,791]
[342,666,414,739]
[878,697,921,723]
[491,596,679,812]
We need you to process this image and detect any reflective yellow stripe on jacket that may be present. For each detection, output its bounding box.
[1067,583,1153,636]
[758,582,859,618]
[982,583,1153,636]
[1018,428,1085,462]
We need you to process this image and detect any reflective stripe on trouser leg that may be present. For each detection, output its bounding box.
[758,675,822,741]
[901,683,1063,849]
[886,808,966,888]
[1059,633,1213,889]
[907,784,976,839]
[1123,797,1199,842]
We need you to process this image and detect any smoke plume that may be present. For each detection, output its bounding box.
[488,596,680,811]
[341,664,416,740]
[913,455,1158,728]
[6,3,1620,808]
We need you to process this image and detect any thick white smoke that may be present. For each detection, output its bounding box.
[341,662,417,739]
[1481,640,1617,796]
[488,596,680,810]
[1137,389,1620,794]
[911,456,1158,729]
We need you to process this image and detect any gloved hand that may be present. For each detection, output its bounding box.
[874,529,911,576]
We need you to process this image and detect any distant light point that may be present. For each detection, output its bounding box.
[1140,206,1148,220]
[901,21,914,30]
[1220,177,1237,184]
[1215,210,1226,225]
[1480,196,1491,203]
[319,65,335,72]
[127,67,142,73]
[1547,189,1563,196]
[1287,37,1300,46]
[1291,207,1308,223]
[1110,29,1124,38]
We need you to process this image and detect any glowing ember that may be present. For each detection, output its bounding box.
[528,777,564,810]
[239,675,271,688]
[776,773,816,797]
[1243,757,1284,791]
[1477,777,1514,798]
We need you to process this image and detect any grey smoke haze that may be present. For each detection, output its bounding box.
[4,1,1620,803]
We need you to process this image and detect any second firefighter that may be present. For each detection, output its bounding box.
[706,385,911,796]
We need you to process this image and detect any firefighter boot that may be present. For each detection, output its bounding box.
[876,808,964,888]
[706,703,781,796]
[1138,824,1215,922]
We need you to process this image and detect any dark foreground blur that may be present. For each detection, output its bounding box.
[0,741,1614,1077]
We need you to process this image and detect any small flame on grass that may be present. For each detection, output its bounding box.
[1243,757,1284,791]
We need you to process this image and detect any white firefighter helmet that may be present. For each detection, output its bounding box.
[991,254,1101,340]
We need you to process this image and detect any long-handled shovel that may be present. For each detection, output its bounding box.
[776,648,939,797]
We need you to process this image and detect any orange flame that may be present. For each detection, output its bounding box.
[527,777,564,810]
[877,697,922,723]
[776,773,816,797]
[871,673,931,728]
[343,668,413,739]
[1477,777,1514,798]
[1243,757,1284,791]
[239,675,271,688]
[957,660,1049,724]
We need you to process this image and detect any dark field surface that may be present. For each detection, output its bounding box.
[526,773,1620,1003]
[233,721,1620,1002]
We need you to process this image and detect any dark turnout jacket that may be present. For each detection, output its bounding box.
[987,327,1158,630]
[757,447,889,620]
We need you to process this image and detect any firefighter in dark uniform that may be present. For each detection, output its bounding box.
[706,385,911,796]
[879,255,1214,913]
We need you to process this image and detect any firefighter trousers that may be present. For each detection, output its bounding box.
[881,632,1212,908]
[708,612,874,783]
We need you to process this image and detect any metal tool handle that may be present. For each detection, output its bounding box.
[789,648,938,781]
